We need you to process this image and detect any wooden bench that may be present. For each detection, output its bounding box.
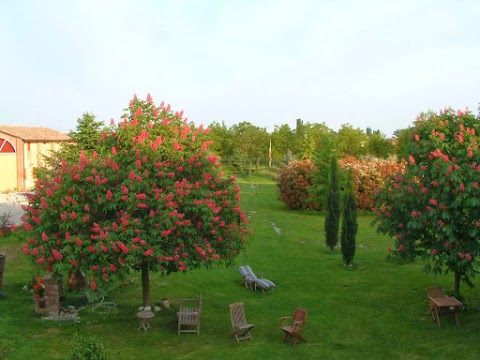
[177,293,202,335]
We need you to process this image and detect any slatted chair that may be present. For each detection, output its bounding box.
[238,265,276,293]
[427,287,444,321]
[280,308,308,345]
[177,293,202,335]
[229,302,254,342]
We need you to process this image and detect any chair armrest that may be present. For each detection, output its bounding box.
[280,316,292,326]
[292,320,304,328]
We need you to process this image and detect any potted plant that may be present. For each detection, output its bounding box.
[159,297,170,309]
[0,210,13,237]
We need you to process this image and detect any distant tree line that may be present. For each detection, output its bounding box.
[208,119,399,173]
[40,112,406,181]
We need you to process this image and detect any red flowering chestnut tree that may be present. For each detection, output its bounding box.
[373,108,480,297]
[22,95,249,306]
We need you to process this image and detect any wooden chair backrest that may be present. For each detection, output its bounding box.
[292,308,308,328]
[229,302,247,328]
[197,293,202,313]
[427,287,444,298]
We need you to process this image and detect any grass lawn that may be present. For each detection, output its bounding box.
[1,180,480,359]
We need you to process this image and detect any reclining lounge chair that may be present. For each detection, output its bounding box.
[238,265,276,293]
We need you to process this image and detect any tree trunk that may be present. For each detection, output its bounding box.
[141,264,151,307]
[453,271,461,298]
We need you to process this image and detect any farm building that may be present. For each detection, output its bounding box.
[0,125,70,191]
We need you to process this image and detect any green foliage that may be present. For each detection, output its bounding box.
[366,132,395,159]
[208,119,392,171]
[393,127,413,161]
[207,121,235,163]
[271,124,296,163]
[276,160,318,210]
[65,113,105,155]
[341,170,358,265]
[325,155,340,250]
[67,333,107,360]
[337,124,368,158]
[372,107,480,296]
[309,129,339,210]
[22,95,249,305]
[35,112,105,183]
[229,122,269,173]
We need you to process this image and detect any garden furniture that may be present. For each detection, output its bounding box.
[280,308,308,345]
[137,310,155,331]
[177,293,202,335]
[427,288,462,328]
[229,302,254,342]
[238,265,275,293]
[427,287,444,321]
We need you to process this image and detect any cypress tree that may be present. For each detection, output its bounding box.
[341,170,358,266]
[325,155,340,250]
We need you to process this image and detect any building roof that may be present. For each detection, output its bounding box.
[0,125,71,142]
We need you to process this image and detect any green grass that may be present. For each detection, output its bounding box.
[1,182,480,359]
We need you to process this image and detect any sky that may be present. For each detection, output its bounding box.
[1,0,479,137]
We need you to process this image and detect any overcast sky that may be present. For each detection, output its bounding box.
[1,0,479,137]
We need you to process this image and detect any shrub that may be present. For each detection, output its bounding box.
[339,156,406,210]
[277,156,405,211]
[276,160,318,210]
[67,333,107,360]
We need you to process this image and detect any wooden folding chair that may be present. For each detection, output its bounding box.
[427,287,444,321]
[177,293,202,335]
[229,302,254,342]
[280,308,308,345]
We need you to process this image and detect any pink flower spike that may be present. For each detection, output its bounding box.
[143,248,154,256]
[52,249,62,260]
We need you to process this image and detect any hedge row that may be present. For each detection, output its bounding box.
[277,157,406,210]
